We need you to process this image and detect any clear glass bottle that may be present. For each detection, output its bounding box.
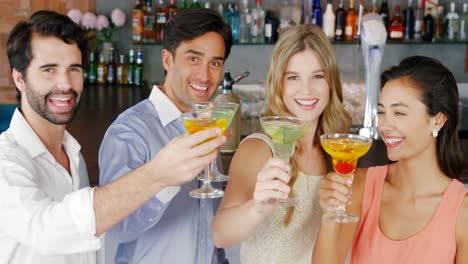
[239,0,252,43]
[446,2,460,40]
[460,3,468,40]
[251,0,265,43]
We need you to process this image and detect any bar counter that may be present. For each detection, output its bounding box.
[67,84,468,187]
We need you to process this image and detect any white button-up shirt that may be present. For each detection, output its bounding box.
[0,109,100,264]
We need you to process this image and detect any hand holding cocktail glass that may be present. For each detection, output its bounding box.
[319,133,372,223]
[181,102,239,199]
[259,116,311,207]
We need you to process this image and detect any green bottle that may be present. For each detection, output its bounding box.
[87,51,97,84]
[127,49,136,85]
[134,50,144,87]
[190,0,201,8]
[180,0,188,10]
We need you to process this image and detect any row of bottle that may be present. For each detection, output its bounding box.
[86,49,145,86]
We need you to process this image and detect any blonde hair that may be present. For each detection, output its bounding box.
[264,25,351,224]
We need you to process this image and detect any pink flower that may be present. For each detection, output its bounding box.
[96,15,109,31]
[111,8,126,27]
[67,9,82,24]
[81,12,97,30]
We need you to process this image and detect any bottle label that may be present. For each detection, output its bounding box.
[345,25,353,36]
[157,13,166,24]
[265,23,272,37]
[390,30,403,39]
[246,14,252,24]
[335,28,343,36]
[144,15,155,30]
[97,68,104,81]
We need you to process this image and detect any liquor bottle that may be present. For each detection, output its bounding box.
[251,0,265,43]
[97,54,108,85]
[166,0,178,21]
[180,0,188,10]
[224,2,240,43]
[127,49,136,86]
[434,6,444,40]
[143,0,156,43]
[155,0,167,41]
[190,0,201,8]
[389,5,404,40]
[413,0,423,40]
[107,48,116,85]
[116,54,128,85]
[344,0,357,41]
[132,0,145,43]
[335,0,346,41]
[379,0,389,31]
[323,0,336,39]
[87,51,97,85]
[214,72,241,153]
[239,0,252,43]
[446,2,460,40]
[134,50,144,87]
[264,10,278,43]
[311,0,323,28]
[370,0,378,13]
[422,7,434,42]
[404,0,414,40]
[460,3,468,40]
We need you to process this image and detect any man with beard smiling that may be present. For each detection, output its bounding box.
[0,10,225,264]
[98,7,233,264]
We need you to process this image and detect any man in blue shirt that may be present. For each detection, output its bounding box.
[99,8,233,264]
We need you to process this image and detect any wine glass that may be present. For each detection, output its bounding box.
[319,133,372,223]
[182,102,239,199]
[259,116,311,207]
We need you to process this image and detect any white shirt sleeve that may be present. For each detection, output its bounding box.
[0,152,101,256]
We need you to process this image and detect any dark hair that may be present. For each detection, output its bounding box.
[162,8,233,60]
[6,10,87,106]
[381,56,463,179]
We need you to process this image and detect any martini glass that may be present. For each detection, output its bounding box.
[182,102,239,199]
[259,116,311,207]
[319,133,372,223]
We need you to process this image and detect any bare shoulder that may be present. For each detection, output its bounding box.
[220,137,272,208]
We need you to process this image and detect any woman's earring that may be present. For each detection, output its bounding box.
[432,129,438,138]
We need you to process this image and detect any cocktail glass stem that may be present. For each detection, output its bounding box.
[323,172,358,223]
[190,162,224,199]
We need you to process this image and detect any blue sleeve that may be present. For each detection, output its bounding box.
[98,117,171,243]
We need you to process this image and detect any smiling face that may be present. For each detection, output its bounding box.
[15,34,83,125]
[281,49,330,122]
[377,78,440,161]
[162,32,226,113]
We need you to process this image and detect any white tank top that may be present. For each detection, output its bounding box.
[239,133,323,264]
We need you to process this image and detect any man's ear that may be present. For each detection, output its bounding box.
[12,69,26,93]
[161,49,173,73]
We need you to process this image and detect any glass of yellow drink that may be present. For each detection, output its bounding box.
[320,133,372,223]
[181,102,238,199]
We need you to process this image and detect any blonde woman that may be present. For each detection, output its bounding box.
[212,25,351,263]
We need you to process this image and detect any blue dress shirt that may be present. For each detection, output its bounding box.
[99,87,225,264]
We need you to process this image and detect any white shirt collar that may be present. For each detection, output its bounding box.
[9,108,81,158]
[149,85,182,127]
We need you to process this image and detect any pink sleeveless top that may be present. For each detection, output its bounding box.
[351,165,468,264]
